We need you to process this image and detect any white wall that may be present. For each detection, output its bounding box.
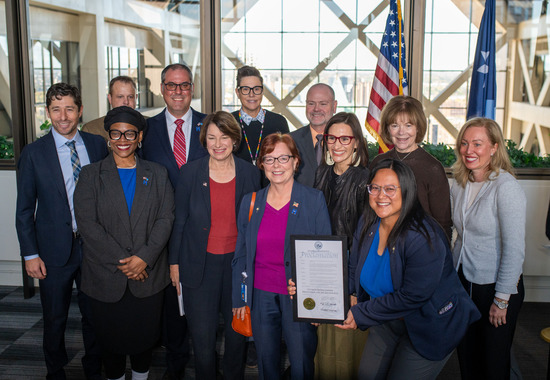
[0,170,23,286]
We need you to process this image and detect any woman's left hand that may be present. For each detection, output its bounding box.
[288,279,296,299]
[335,309,357,330]
[118,256,147,280]
[489,303,507,328]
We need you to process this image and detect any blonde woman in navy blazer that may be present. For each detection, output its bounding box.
[169,111,261,380]
[232,133,331,380]
[451,118,526,380]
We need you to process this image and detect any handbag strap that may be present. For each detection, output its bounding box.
[248,192,256,222]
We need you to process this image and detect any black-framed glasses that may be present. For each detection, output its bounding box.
[324,134,354,145]
[163,81,193,91]
[109,129,138,141]
[238,86,263,95]
[367,184,400,197]
[262,155,293,165]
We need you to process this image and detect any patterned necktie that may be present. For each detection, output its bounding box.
[315,134,323,165]
[174,119,187,168]
[66,140,81,184]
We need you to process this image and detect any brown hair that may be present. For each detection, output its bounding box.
[236,65,263,87]
[257,133,301,171]
[453,117,513,187]
[108,76,136,95]
[200,111,242,152]
[379,96,427,145]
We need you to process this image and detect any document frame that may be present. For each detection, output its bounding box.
[290,235,349,324]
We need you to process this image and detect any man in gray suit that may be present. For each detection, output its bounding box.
[290,83,337,187]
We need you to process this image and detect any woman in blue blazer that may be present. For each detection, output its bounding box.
[337,159,480,379]
[168,111,261,380]
[232,133,331,380]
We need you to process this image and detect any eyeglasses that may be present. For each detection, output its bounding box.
[238,86,263,95]
[324,134,354,145]
[163,82,193,91]
[109,129,139,141]
[262,155,293,165]
[367,184,400,197]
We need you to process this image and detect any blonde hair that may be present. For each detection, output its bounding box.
[452,117,514,187]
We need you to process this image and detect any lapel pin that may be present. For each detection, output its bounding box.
[196,122,202,132]
[143,177,149,186]
[203,182,208,187]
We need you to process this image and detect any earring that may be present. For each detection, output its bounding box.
[107,141,111,148]
[325,151,334,165]
[138,142,142,149]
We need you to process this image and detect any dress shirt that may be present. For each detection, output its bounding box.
[165,108,193,160]
[239,108,266,125]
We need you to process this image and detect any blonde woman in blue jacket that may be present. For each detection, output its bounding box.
[451,117,526,380]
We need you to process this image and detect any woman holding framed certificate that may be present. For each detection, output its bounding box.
[232,132,331,380]
[338,159,480,379]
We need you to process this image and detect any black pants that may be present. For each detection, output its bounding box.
[102,348,153,379]
[457,270,524,380]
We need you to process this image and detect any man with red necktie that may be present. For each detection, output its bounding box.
[140,63,207,380]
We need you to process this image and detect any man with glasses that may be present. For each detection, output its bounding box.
[141,63,207,380]
[82,76,139,141]
[291,83,337,187]
[232,65,289,166]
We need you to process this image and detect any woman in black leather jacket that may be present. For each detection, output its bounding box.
[313,112,370,379]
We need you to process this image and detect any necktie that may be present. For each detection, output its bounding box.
[66,140,81,184]
[315,134,323,165]
[174,119,187,168]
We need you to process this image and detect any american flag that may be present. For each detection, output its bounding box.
[365,0,408,152]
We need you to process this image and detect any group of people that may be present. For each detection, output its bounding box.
[15,62,526,380]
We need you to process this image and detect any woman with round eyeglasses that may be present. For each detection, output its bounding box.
[74,106,174,380]
[336,158,480,379]
[231,66,289,166]
[451,118,526,380]
[232,132,331,380]
[369,96,452,241]
[312,112,370,379]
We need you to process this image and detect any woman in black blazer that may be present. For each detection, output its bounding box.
[75,107,174,380]
[169,111,261,380]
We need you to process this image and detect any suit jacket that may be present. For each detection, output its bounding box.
[168,155,261,287]
[140,108,208,187]
[290,125,318,187]
[81,116,108,141]
[232,181,331,309]
[451,171,526,294]
[349,218,481,361]
[74,154,174,302]
[15,131,108,267]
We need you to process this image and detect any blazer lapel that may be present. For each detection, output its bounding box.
[198,157,212,222]
[285,182,301,245]
[234,156,245,212]
[100,155,132,237]
[43,132,70,203]
[301,126,317,170]
[131,158,153,230]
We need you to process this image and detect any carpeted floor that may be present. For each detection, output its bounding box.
[0,286,548,379]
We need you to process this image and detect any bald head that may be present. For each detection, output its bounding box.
[306,83,337,132]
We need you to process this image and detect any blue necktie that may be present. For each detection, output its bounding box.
[66,140,81,184]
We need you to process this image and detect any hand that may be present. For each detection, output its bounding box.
[118,256,147,280]
[335,309,357,330]
[25,257,47,279]
[288,279,296,299]
[489,302,507,328]
[170,264,181,296]
[350,295,357,307]
[232,306,247,321]
[131,269,149,282]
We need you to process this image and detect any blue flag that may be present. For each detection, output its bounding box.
[467,0,496,120]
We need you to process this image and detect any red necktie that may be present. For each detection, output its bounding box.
[174,119,187,168]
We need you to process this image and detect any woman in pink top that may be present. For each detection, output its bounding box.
[232,133,331,380]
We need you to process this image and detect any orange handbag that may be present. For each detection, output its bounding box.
[231,192,256,337]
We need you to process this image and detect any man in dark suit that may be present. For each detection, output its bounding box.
[15,83,107,380]
[81,75,138,141]
[290,83,337,187]
[140,63,207,380]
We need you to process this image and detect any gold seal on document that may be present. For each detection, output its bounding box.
[303,298,316,310]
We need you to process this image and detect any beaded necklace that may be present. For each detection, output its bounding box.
[239,110,264,165]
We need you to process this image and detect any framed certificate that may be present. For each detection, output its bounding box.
[290,235,349,324]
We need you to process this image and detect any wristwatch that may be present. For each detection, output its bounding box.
[493,298,509,309]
